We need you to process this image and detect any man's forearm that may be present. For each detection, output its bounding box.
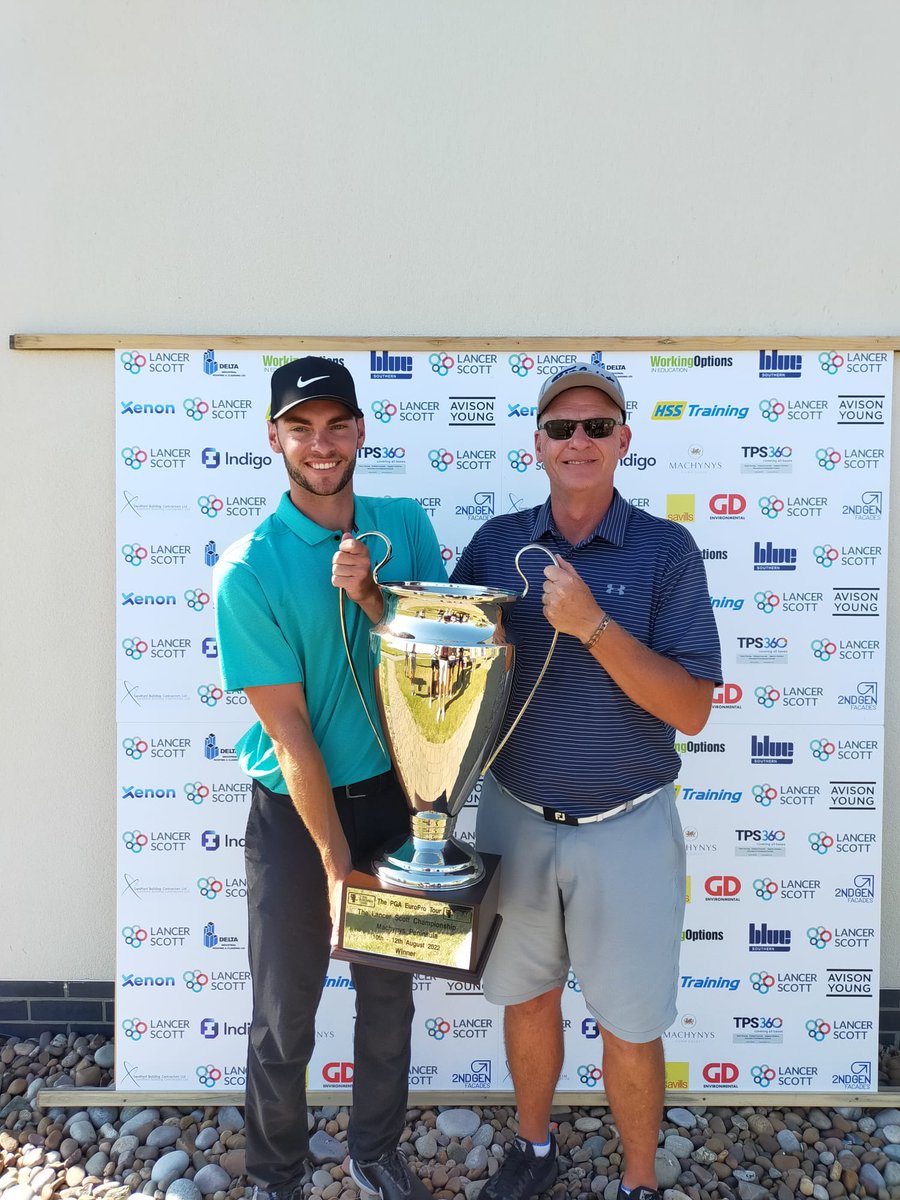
[587,617,714,735]
[272,731,352,881]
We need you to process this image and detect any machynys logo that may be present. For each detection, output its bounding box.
[425,1018,450,1040]
[122,1018,148,1041]
[184,970,210,992]
[754,686,780,709]
[196,1064,222,1088]
[813,544,839,568]
[429,449,454,472]
[816,447,842,471]
[819,352,844,375]
[120,351,147,375]
[121,925,148,947]
[809,831,835,855]
[753,785,778,807]
[197,495,224,518]
[508,354,534,376]
[185,589,211,612]
[121,543,148,566]
[121,447,149,470]
[197,877,223,899]
[122,831,149,854]
[183,397,209,421]
[122,737,149,760]
[508,449,535,473]
[185,782,210,805]
[750,1064,776,1088]
[198,684,224,707]
[372,400,397,423]
[758,496,784,519]
[122,637,148,660]
[429,353,454,376]
[810,738,836,762]
[807,926,833,949]
[759,399,786,422]
[576,1064,603,1088]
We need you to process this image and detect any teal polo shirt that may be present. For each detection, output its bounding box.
[213,491,447,793]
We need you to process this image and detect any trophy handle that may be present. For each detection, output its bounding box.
[481,542,559,774]
[338,529,393,758]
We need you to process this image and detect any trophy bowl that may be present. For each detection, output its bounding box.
[371,581,519,890]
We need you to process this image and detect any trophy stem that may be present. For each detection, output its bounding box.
[375,817,485,891]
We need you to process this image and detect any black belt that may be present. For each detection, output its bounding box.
[332,769,396,802]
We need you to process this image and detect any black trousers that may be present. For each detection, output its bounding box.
[244,777,414,1191]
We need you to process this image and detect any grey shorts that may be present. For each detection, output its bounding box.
[476,772,686,1043]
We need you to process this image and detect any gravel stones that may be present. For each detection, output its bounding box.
[147,1123,181,1147]
[193,1162,233,1193]
[217,1105,244,1133]
[776,1129,804,1155]
[655,1148,682,1188]
[10,1031,900,1200]
[665,1135,694,1159]
[667,1109,698,1130]
[166,1180,203,1200]
[437,1109,481,1139]
[194,1126,218,1151]
[151,1149,190,1189]
[308,1130,344,1164]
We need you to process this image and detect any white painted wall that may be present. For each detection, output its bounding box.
[1,0,898,983]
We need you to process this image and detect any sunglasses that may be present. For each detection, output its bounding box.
[538,416,623,440]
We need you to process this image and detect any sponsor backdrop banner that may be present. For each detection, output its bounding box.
[116,345,890,1096]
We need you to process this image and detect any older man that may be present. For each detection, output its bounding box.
[452,362,722,1200]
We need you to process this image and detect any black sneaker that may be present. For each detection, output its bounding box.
[616,1186,660,1200]
[253,1168,312,1200]
[350,1149,430,1200]
[481,1138,558,1200]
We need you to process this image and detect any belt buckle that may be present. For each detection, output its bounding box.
[343,781,367,800]
[542,807,578,826]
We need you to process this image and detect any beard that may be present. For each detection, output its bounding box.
[284,456,356,496]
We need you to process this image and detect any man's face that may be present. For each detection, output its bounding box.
[534,386,632,498]
[268,399,365,496]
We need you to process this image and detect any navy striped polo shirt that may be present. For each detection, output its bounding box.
[451,490,723,816]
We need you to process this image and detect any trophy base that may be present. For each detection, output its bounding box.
[332,852,502,983]
[375,835,485,891]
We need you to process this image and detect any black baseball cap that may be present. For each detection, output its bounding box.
[268,356,364,420]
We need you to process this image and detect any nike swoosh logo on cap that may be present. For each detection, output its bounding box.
[296,374,330,388]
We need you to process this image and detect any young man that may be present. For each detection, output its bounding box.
[213,357,446,1200]
[451,362,722,1200]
